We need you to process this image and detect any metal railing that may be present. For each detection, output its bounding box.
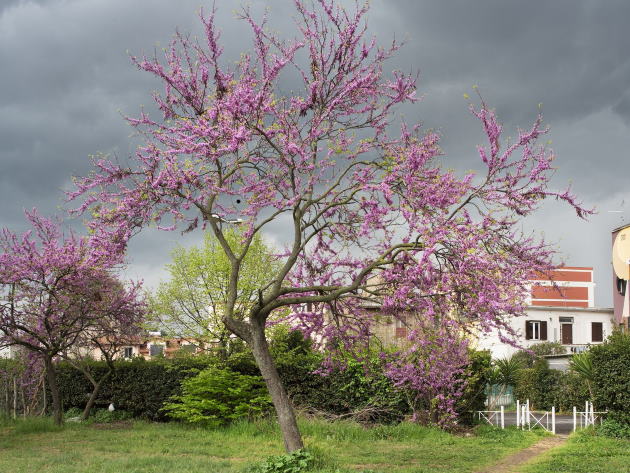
[476,406,505,429]
[573,401,606,431]
[516,399,556,434]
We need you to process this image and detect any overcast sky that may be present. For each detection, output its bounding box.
[1,0,628,306]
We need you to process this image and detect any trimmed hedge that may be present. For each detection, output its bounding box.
[591,331,630,423]
[55,356,216,420]
[50,330,488,425]
[513,359,590,411]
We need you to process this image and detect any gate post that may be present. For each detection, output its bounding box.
[526,399,531,430]
[552,406,556,434]
[573,406,577,432]
[501,405,505,429]
[516,400,520,427]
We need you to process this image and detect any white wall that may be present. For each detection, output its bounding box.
[476,306,615,359]
[0,346,13,358]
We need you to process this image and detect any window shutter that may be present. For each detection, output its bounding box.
[592,322,603,342]
[395,327,407,338]
[525,321,532,340]
[540,321,548,341]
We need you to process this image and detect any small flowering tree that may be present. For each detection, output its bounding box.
[0,211,140,425]
[70,1,589,450]
[63,276,146,420]
[383,323,470,426]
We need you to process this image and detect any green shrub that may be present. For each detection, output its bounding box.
[514,359,562,410]
[50,329,490,426]
[512,342,566,369]
[598,418,630,439]
[591,331,630,422]
[530,342,567,356]
[288,355,409,424]
[456,350,491,424]
[246,449,314,473]
[553,371,590,412]
[89,408,134,423]
[55,356,216,420]
[162,367,272,427]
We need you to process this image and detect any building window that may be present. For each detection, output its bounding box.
[525,321,547,340]
[617,278,626,296]
[149,344,164,357]
[592,322,603,342]
[123,347,133,359]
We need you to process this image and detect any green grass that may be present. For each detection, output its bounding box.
[522,429,630,473]
[0,417,544,473]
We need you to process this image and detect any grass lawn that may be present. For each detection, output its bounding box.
[0,416,544,473]
[522,429,630,473]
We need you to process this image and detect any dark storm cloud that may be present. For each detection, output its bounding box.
[1,0,628,303]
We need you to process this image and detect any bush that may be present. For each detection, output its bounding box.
[269,329,408,424]
[553,371,590,412]
[512,360,590,412]
[90,408,134,423]
[55,355,216,420]
[246,449,314,473]
[456,350,491,424]
[591,331,630,424]
[288,355,409,424]
[512,342,566,369]
[514,359,562,410]
[162,367,272,426]
[598,418,630,439]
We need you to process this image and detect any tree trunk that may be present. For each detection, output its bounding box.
[81,370,112,421]
[43,356,62,425]
[249,322,304,452]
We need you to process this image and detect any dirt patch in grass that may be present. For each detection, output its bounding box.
[474,435,568,473]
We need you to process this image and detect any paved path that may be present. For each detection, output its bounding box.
[474,434,568,473]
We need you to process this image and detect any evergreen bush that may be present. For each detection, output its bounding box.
[161,367,271,426]
[591,331,630,424]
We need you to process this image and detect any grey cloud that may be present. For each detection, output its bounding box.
[1,0,629,306]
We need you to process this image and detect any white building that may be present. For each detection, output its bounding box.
[477,267,615,359]
[0,345,16,358]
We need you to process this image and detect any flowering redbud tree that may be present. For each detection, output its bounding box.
[0,211,143,425]
[63,276,145,421]
[70,1,589,449]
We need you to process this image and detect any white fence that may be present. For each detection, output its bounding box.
[476,406,505,429]
[516,399,556,434]
[572,401,606,431]
[477,399,606,434]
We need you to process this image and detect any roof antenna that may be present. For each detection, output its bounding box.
[608,199,626,224]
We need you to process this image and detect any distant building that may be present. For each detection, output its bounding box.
[91,331,205,360]
[611,223,630,330]
[476,267,614,359]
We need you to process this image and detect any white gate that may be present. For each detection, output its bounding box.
[516,399,556,434]
[573,401,606,431]
[476,406,505,428]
